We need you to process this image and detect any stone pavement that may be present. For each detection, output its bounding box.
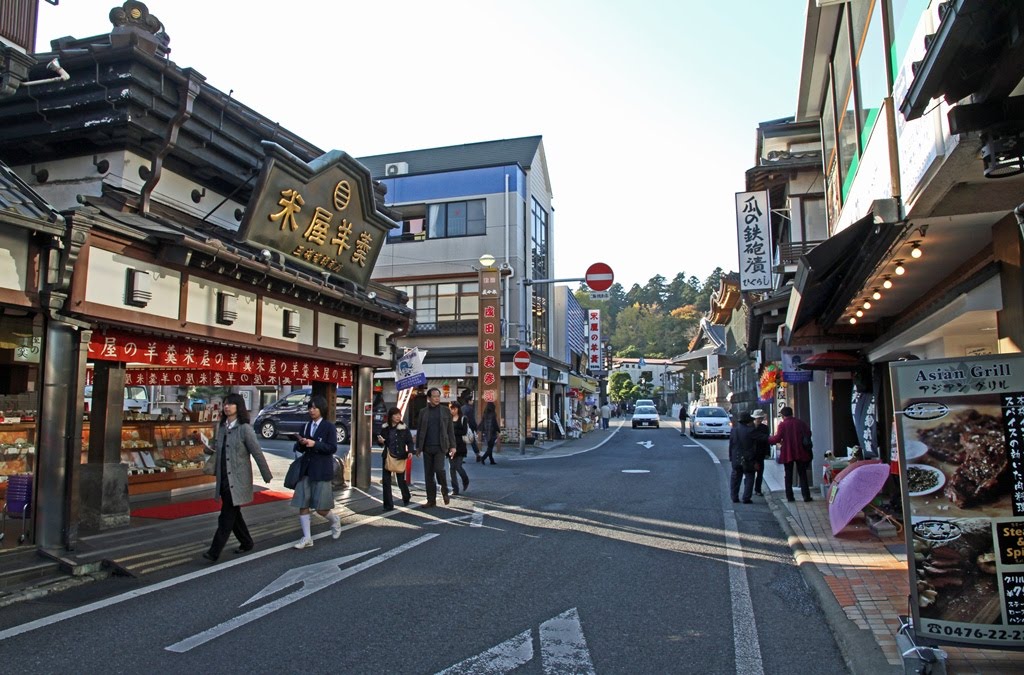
[3,418,1024,673]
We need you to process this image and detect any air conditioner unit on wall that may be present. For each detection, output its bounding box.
[384,162,409,176]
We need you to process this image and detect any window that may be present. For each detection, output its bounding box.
[833,9,858,196]
[852,0,887,145]
[531,198,548,278]
[395,282,480,329]
[427,200,486,239]
[388,217,426,242]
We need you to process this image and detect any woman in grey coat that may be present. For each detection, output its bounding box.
[200,393,273,561]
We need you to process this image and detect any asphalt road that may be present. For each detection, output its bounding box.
[0,423,847,673]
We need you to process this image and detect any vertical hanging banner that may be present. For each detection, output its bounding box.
[891,354,1024,648]
[735,190,773,292]
[477,266,502,411]
[395,348,427,391]
[587,309,602,374]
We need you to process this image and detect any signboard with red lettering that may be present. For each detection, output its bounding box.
[477,267,502,411]
[238,145,398,289]
[88,330,352,386]
[587,309,602,373]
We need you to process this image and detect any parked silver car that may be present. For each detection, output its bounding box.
[689,406,732,438]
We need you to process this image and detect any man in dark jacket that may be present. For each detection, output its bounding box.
[415,387,456,507]
[751,409,771,495]
[729,412,760,504]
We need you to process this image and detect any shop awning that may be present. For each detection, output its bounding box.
[569,374,598,393]
[783,201,903,343]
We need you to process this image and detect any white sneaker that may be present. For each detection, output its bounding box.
[293,537,314,550]
[330,521,342,540]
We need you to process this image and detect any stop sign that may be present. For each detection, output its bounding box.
[585,262,614,292]
[513,350,531,371]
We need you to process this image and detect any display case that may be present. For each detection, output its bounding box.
[81,420,217,496]
[0,423,36,497]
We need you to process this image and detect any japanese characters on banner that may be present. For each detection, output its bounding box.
[587,309,602,373]
[477,267,502,410]
[88,330,352,386]
[891,354,1024,647]
[735,190,773,292]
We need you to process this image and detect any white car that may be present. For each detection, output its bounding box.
[635,399,656,409]
[631,405,660,428]
[690,406,732,438]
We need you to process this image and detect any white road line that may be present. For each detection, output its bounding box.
[724,508,764,674]
[437,630,533,675]
[166,535,437,653]
[507,425,622,461]
[692,438,721,465]
[0,507,391,642]
[539,608,595,674]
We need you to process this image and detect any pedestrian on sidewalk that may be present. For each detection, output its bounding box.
[199,393,274,562]
[449,402,471,495]
[414,387,455,506]
[290,395,343,549]
[479,401,500,465]
[728,412,759,504]
[459,389,481,462]
[378,407,413,512]
[751,409,771,496]
[768,405,814,502]
[678,404,688,436]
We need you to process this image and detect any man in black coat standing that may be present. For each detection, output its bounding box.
[729,412,761,504]
[415,387,456,507]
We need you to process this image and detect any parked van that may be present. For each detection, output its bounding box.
[83,385,150,413]
[253,388,383,444]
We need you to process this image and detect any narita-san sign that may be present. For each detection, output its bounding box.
[238,143,398,290]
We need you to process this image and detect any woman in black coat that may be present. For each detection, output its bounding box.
[377,406,413,511]
[290,394,341,549]
[479,401,500,465]
[449,402,470,495]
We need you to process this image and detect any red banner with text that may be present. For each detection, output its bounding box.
[88,330,352,386]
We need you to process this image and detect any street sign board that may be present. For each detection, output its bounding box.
[585,262,614,292]
[589,291,610,300]
[513,350,531,370]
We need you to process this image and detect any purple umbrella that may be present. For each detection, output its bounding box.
[827,459,891,535]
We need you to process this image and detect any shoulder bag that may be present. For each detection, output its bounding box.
[463,427,476,445]
[283,455,303,489]
[385,453,408,474]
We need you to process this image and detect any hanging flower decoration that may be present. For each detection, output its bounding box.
[758,363,782,403]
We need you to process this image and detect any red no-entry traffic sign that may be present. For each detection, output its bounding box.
[585,262,614,292]
[513,350,531,371]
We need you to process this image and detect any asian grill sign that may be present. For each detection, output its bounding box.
[477,266,502,410]
[238,144,397,290]
[587,309,602,373]
[735,190,772,292]
[88,330,352,386]
[891,354,1024,648]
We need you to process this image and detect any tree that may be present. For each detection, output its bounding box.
[608,370,634,402]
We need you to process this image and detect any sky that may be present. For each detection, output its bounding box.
[36,1,809,291]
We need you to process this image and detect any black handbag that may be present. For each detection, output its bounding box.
[283,456,302,489]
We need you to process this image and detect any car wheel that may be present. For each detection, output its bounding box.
[336,424,348,445]
[632,423,637,428]
[257,419,277,440]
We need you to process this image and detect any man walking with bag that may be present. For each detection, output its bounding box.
[415,387,456,507]
[729,412,759,504]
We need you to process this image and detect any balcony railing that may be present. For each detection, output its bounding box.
[775,240,824,268]
[408,319,479,336]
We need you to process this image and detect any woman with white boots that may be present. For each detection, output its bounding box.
[290,394,342,548]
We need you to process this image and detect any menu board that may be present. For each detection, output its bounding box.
[891,354,1024,647]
